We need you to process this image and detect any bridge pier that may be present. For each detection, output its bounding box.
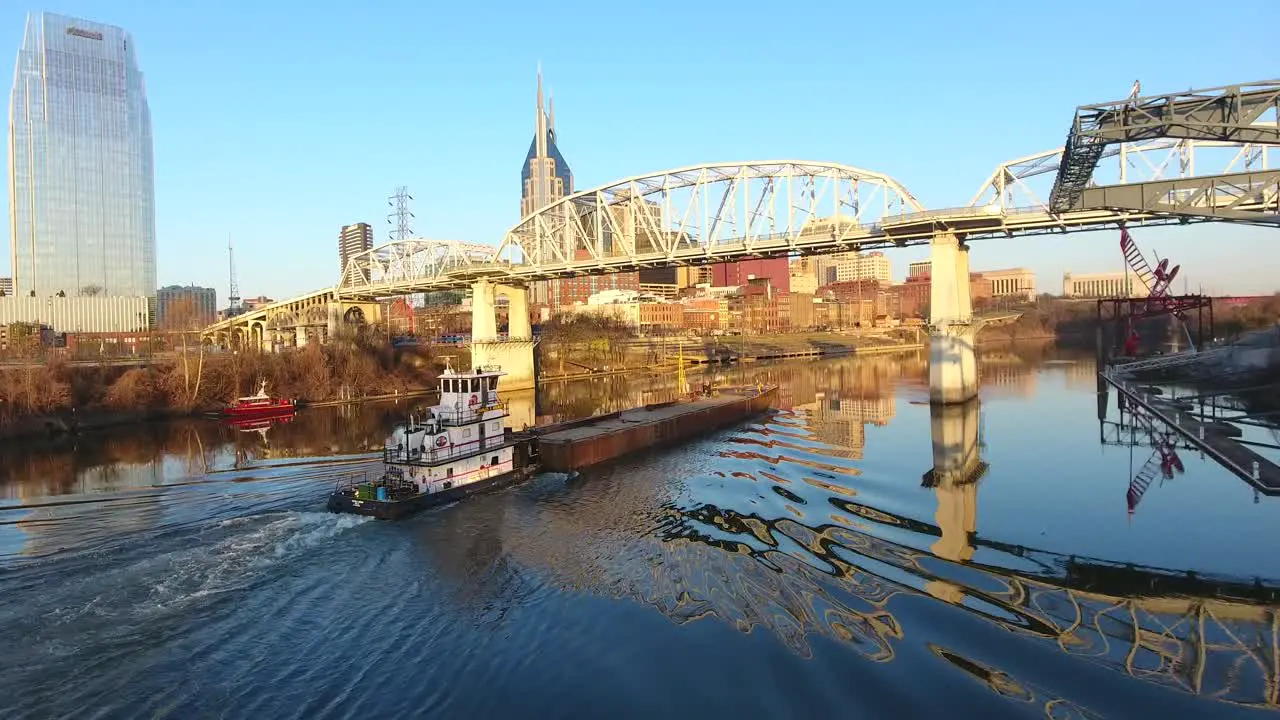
[928,232,979,404]
[470,280,537,391]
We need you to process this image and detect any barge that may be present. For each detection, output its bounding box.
[533,384,778,472]
[327,362,539,520]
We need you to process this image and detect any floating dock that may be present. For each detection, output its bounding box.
[534,386,778,472]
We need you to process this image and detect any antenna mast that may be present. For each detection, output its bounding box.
[228,235,241,312]
[387,186,415,242]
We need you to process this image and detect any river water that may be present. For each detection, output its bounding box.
[2,343,1278,718]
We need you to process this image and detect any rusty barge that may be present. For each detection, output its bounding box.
[532,385,779,472]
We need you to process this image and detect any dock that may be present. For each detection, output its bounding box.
[1102,372,1280,493]
[533,386,778,472]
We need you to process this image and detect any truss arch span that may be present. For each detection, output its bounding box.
[496,161,926,270]
[338,239,503,296]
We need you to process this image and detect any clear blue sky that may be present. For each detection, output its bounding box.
[3,0,1277,302]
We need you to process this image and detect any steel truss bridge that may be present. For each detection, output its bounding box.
[205,79,1279,338]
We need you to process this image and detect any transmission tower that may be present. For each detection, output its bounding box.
[387,186,415,242]
[227,235,241,313]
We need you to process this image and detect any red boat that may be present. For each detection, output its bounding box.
[224,381,297,419]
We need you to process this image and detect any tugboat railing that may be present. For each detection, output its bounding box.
[435,401,509,426]
[384,431,515,465]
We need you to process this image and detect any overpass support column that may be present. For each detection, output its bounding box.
[296,327,308,347]
[471,280,497,341]
[504,284,531,340]
[928,232,978,404]
[471,282,537,391]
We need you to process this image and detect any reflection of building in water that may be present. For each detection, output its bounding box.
[1062,358,1101,391]
[976,353,1037,396]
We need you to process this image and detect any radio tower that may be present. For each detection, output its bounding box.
[227,235,241,314]
[387,186,415,242]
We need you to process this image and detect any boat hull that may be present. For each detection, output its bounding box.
[326,465,537,520]
[224,404,295,419]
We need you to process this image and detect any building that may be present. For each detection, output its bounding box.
[0,278,12,296]
[9,13,156,299]
[836,251,891,284]
[812,254,841,286]
[711,258,789,293]
[891,274,994,319]
[1062,271,1148,299]
[0,322,53,352]
[786,292,816,330]
[788,258,820,295]
[518,70,638,309]
[681,298,721,332]
[638,266,702,299]
[907,261,931,279]
[339,223,374,279]
[157,285,216,329]
[520,69,572,220]
[980,268,1036,301]
[241,295,275,310]
[0,295,151,332]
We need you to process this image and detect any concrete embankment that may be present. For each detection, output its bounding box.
[533,386,778,472]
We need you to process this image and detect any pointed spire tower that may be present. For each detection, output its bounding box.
[520,66,572,219]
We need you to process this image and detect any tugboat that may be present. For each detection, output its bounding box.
[224,380,297,420]
[327,361,539,520]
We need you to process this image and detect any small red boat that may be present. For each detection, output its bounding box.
[224,381,297,419]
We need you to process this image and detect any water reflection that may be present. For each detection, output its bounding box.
[3,345,1279,714]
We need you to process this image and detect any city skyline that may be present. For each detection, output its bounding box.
[8,11,155,298]
[0,1,1275,305]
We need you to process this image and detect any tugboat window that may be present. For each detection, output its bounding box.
[491,456,499,465]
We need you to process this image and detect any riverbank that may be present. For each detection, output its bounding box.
[0,338,439,442]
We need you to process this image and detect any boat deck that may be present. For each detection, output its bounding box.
[534,387,777,472]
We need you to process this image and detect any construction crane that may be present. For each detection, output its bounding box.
[1120,228,1181,301]
[1121,397,1186,515]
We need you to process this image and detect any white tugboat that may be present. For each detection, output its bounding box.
[327,360,539,519]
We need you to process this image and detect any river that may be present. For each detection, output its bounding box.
[2,343,1278,718]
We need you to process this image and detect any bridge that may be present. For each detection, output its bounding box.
[205,79,1279,397]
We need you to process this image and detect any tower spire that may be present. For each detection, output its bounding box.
[535,64,547,160]
[548,92,555,134]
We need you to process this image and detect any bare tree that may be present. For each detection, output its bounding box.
[79,284,103,297]
[165,297,206,408]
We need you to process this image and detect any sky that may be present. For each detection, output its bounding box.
[2,0,1277,303]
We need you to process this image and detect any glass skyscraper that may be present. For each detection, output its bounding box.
[8,12,156,298]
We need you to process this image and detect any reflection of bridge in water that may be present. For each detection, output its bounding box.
[502,388,1280,713]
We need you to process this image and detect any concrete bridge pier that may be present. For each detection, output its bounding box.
[928,232,979,404]
[470,280,537,391]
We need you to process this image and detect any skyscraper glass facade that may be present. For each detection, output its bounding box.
[8,12,156,298]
